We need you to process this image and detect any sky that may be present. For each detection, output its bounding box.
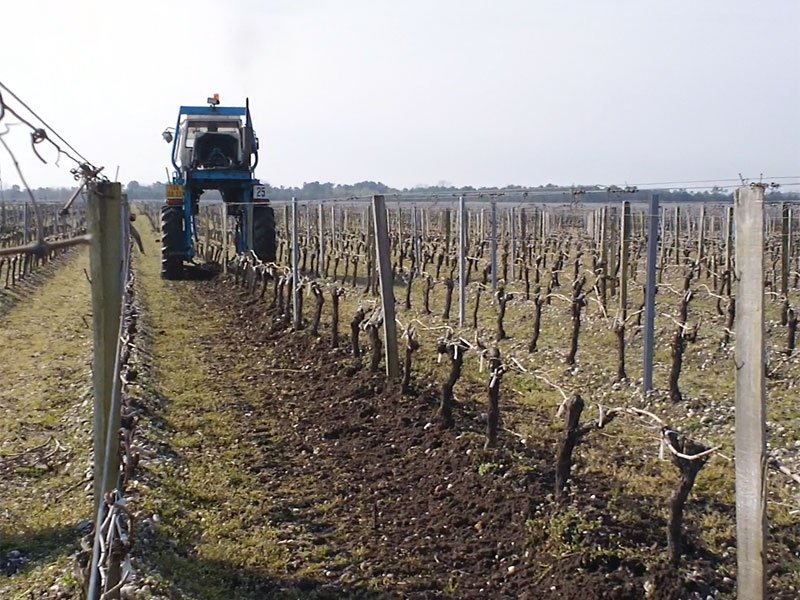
[0,0,798,191]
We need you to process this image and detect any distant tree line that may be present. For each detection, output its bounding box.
[1,179,797,204]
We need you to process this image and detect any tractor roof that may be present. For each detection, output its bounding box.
[178,106,247,117]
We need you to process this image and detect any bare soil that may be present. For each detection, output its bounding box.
[130,272,757,600]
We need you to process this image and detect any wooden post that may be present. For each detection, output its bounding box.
[600,205,608,270]
[490,199,498,291]
[221,203,228,274]
[544,209,550,239]
[510,207,517,281]
[305,202,312,253]
[781,203,789,300]
[86,182,125,600]
[607,206,619,297]
[291,197,301,329]
[725,206,734,273]
[318,202,325,276]
[789,208,794,286]
[458,196,467,327]
[411,205,419,275]
[734,185,767,600]
[697,204,706,269]
[620,201,631,320]
[674,205,681,265]
[372,195,399,378]
[23,202,30,244]
[330,203,336,252]
[643,194,660,393]
[443,208,451,257]
[87,181,124,512]
[283,204,290,265]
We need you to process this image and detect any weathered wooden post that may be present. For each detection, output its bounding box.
[655,206,664,283]
[724,205,734,273]
[620,202,631,317]
[305,202,312,252]
[734,185,767,600]
[697,204,706,271]
[607,205,619,297]
[643,194,660,393]
[616,201,631,380]
[318,202,326,277]
[86,181,124,600]
[458,196,467,327]
[443,208,451,257]
[23,202,30,244]
[283,204,290,265]
[411,205,420,276]
[330,203,336,252]
[510,206,517,281]
[599,205,608,298]
[372,195,399,378]
[781,203,789,301]
[291,197,301,328]
[88,181,124,512]
[490,199,498,290]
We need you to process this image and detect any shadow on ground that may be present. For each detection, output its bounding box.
[0,524,85,576]
[141,529,398,600]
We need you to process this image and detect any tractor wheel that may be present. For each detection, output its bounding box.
[253,205,277,263]
[161,205,184,280]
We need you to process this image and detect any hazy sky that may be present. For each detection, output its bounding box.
[1,0,798,191]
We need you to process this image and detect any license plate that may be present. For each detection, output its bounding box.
[166,184,184,200]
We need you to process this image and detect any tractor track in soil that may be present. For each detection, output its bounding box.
[131,257,745,599]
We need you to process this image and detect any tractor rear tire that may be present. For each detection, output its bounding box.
[161,205,184,280]
[253,205,277,263]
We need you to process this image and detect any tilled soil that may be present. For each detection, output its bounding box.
[130,273,742,600]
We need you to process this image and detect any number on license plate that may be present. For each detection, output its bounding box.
[253,185,268,200]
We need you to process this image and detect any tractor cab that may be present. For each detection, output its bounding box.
[163,95,258,178]
[177,116,244,171]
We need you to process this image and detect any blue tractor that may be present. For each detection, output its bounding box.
[160,95,276,279]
